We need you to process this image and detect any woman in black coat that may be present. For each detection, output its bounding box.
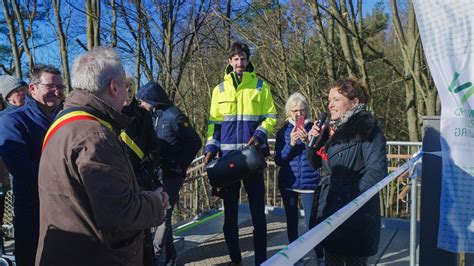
[122,76,162,266]
[307,78,387,265]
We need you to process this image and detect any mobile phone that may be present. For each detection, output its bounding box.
[296,114,305,129]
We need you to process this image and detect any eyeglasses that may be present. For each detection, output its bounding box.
[290,109,306,113]
[37,83,65,90]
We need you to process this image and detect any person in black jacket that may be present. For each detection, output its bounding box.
[306,77,387,266]
[137,81,202,265]
[122,76,163,266]
[122,76,161,175]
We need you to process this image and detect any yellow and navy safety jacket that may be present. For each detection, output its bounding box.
[204,62,277,156]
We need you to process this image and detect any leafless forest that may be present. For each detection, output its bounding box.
[1,0,438,141]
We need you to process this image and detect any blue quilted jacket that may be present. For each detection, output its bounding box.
[274,121,320,190]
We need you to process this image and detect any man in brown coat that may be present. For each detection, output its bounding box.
[36,46,169,266]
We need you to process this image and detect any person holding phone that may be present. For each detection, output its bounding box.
[274,92,323,264]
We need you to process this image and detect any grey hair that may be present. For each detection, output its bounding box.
[284,92,312,120]
[71,46,125,95]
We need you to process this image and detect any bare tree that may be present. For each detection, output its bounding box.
[111,0,117,47]
[224,0,231,50]
[137,0,210,101]
[0,0,438,142]
[134,0,142,90]
[214,0,231,51]
[158,0,178,98]
[12,0,35,74]
[86,0,101,49]
[115,0,154,80]
[390,0,436,140]
[329,0,356,76]
[307,0,336,83]
[50,0,72,92]
[2,0,22,77]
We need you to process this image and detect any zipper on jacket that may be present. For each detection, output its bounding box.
[298,143,302,187]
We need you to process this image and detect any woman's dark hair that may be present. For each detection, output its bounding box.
[331,77,370,104]
[228,41,251,59]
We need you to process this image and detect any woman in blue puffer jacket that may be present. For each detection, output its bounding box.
[274,92,321,246]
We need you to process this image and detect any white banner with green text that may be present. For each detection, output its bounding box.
[414,0,474,252]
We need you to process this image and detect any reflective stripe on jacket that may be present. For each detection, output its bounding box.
[204,63,277,155]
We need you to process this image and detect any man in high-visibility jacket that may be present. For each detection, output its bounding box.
[204,41,277,265]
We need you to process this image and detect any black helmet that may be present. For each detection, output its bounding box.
[206,146,267,188]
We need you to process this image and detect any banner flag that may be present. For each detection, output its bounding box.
[414,0,474,252]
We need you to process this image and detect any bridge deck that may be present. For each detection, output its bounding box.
[1,206,415,265]
[172,205,417,265]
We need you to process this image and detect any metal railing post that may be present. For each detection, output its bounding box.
[410,176,418,266]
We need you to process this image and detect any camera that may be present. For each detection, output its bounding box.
[135,151,163,191]
[135,167,162,191]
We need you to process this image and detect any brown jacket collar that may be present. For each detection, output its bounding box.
[64,89,132,130]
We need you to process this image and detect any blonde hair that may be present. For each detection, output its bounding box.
[284,92,312,120]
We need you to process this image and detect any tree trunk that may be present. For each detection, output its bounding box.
[12,0,35,74]
[86,0,94,50]
[330,0,355,76]
[135,0,142,91]
[164,0,175,100]
[346,0,370,92]
[308,0,336,82]
[275,0,290,97]
[225,0,231,51]
[142,22,154,80]
[111,0,117,47]
[93,0,101,47]
[172,0,206,98]
[86,0,100,49]
[405,81,419,141]
[2,0,22,77]
[391,0,422,141]
[52,0,71,93]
